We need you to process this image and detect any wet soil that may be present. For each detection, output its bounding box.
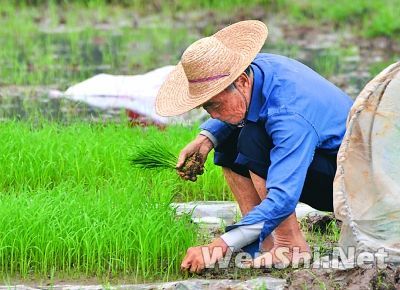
[303,213,342,233]
[181,152,204,180]
[192,253,400,290]
[287,264,400,290]
[1,8,399,122]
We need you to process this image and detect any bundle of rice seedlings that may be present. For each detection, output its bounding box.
[131,141,204,179]
[131,141,177,169]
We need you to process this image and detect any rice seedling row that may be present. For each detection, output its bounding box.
[0,120,230,282]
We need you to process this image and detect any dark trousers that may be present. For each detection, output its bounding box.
[213,121,336,212]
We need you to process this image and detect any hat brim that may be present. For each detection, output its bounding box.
[156,20,268,117]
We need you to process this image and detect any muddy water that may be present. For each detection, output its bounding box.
[0,87,122,122]
[0,11,399,122]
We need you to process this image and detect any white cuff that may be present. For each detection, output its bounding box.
[199,130,218,147]
[220,222,264,251]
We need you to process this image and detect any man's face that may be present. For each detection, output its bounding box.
[202,73,253,125]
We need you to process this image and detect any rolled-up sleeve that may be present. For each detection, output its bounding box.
[234,113,319,242]
[199,118,235,147]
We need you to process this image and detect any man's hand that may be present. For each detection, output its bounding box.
[181,238,229,273]
[176,134,214,181]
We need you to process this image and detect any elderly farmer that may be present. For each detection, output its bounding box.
[156,20,353,272]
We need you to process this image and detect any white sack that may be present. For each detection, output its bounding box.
[334,62,400,262]
[50,65,206,125]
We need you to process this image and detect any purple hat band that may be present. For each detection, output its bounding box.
[188,73,230,84]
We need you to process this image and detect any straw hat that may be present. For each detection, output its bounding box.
[155,20,268,117]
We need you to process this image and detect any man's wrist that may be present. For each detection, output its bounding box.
[208,237,229,254]
[199,130,217,148]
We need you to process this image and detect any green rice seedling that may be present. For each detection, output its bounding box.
[311,49,341,78]
[300,214,341,258]
[2,1,398,88]
[0,120,204,282]
[131,140,205,181]
[369,58,399,77]
[131,141,177,170]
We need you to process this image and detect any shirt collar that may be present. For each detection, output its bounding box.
[246,63,264,122]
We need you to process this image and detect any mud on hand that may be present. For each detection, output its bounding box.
[176,152,204,182]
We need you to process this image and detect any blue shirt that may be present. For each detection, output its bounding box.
[200,53,353,244]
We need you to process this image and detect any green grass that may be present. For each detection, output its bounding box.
[279,0,400,38]
[369,58,399,77]
[300,217,341,257]
[0,120,231,282]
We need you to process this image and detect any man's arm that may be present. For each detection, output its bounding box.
[231,113,319,242]
[199,118,236,147]
[220,222,263,251]
[176,118,234,181]
[181,114,318,270]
